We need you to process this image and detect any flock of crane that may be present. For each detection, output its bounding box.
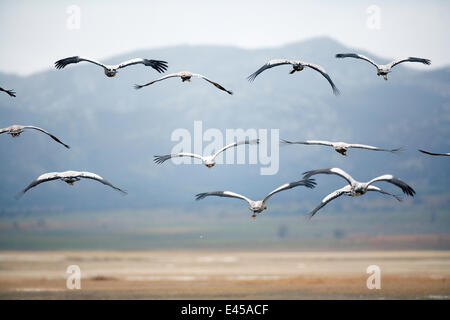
[1,50,448,219]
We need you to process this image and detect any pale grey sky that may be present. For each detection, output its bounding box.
[0,0,449,76]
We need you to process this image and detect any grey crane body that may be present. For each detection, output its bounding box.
[333,142,350,155]
[249,200,266,215]
[376,65,392,79]
[179,71,194,82]
[203,156,216,168]
[7,125,24,137]
[290,64,305,73]
[103,66,118,78]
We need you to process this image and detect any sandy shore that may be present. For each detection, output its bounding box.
[1,250,449,299]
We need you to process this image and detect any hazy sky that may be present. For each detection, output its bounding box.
[1,0,449,75]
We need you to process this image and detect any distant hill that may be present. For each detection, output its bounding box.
[0,36,449,216]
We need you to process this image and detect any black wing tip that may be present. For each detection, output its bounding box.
[111,185,128,195]
[5,90,16,97]
[134,84,143,90]
[49,134,70,149]
[227,90,233,95]
[409,57,431,65]
[417,149,447,156]
[302,170,311,177]
[146,59,168,64]
[396,179,415,197]
[54,56,78,69]
[333,86,341,96]
[155,65,168,73]
[110,184,127,195]
[306,210,317,220]
[246,73,257,82]
[54,62,64,70]
[405,186,416,197]
[303,178,317,189]
[14,191,25,200]
[195,193,208,201]
[153,156,163,164]
[153,155,170,164]
[302,169,316,178]
[335,53,347,58]
[302,168,333,179]
[146,59,169,73]
[280,139,292,145]
[54,62,68,69]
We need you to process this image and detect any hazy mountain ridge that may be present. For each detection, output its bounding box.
[0,37,449,214]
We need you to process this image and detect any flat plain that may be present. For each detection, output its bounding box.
[0,250,449,299]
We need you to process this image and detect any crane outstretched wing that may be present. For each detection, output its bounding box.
[303,168,356,186]
[388,57,431,69]
[16,172,61,198]
[366,185,403,202]
[154,153,205,164]
[281,139,334,147]
[335,53,379,68]
[23,126,70,149]
[247,59,296,82]
[193,74,233,95]
[262,179,316,205]
[55,56,107,69]
[212,139,259,160]
[195,191,253,206]
[418,149,450,157]
[303,63,340,95]
[307,185,351,219]
[348,144,401,153]
[80,172,127,194]
[134,73,182,89]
